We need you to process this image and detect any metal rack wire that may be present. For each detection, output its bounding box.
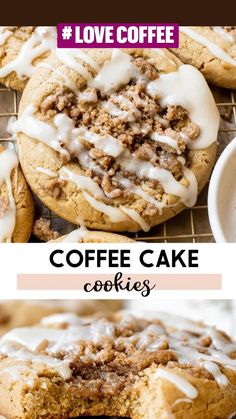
[0,84,235,243]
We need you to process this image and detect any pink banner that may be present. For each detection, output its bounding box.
[17,274,221,291]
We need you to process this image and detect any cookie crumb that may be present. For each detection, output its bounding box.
[39,178,66,199]
[0,197,10,218]
[33,218,60,242]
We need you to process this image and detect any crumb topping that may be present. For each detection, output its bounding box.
[39,56,201,218]
[39,177,66,199]
[223,26,236,36]
[33,218,60,242]
[0,196,9,218]
[0,312,235,398]
[0,27,34,52]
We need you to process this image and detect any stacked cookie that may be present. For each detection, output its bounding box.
[0,144,33,242]
[171,26,236,88]
[1,26,235,242]
[0,299,123,335]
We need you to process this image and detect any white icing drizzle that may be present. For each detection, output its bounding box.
[102,94,141,122]
[77,149,105,175]
[89,49,138,93]
[202,361,228,386]
[154,114,170,128]
[77,126,123,158]
[61,159,162,229]
[116,176,166,214]
[155,369,198,399]
[180,27,236,67]
[79,89,98,103]
[53,113,83,157]
[82,191,129,223]
[151,132,181,153]
[11,105,66,154]
[147,64,220,150]
[0,148,19,243]
[102,100,128,119]
[212,27,235,44]
[0,343,71,379]
[154,312,204,334]
[61,226,89,243]
[1,318,116,356]
[112,94,139,119]
[0,27,56,79]
[171,398,192,408]
[41,312,83,325]
[12,105,198,216]
[36,167,57,177]
[11,106,79,158]
[0,27,13,46]
[60,167,105,199]
[1,311,236,392]
[13,107,123,160]
[1,327,70,352]
[120,205,150,232]
[177,156,186,166]
[61,162,152,230]
[135,325,167,350]
[118,152,198,207]
[55,48,99,80]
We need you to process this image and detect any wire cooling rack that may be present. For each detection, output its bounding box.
[0,84,235,243]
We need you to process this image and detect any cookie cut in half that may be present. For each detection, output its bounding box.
[0,143,34,242]
[0,26,56,91]
[14,48,219,232]
[170,26,236,89]
[0,311,236,418]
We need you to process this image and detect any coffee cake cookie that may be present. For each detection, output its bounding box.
[0,311,236,418]
[170,26,236,88]
[0,300,123,335]
[49,226,134,242]
[0,143,34,242]
[13,48,219,233]
[0,26,56,91]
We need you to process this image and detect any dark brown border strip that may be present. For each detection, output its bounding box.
[1,0,236,25]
